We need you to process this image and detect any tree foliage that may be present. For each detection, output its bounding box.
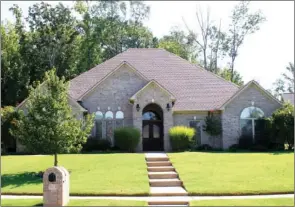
[1,106,21,152]
[272,62,294,99]
[226,1,266,81]
[12,69,94,166]
[269,103,294,150]
[218,68,244,86]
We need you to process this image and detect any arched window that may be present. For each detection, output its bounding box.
[95,111,103,139]
[240,106,264,140]
[115,111,124,128]
[105,111,114,119]
[116,111,124,119]
[143,111,161,120]
[95,111,103,120]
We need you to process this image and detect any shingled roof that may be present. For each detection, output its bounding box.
[69,48,240,111]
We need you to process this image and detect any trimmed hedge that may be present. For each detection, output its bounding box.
[82,138,111,152]
[169,126,195,151]
[114,127,140,152]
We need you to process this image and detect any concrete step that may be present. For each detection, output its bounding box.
[149,178,182,187]
[148,201,189,205]
[148,171,178,179]
[148,166,175,172]
[146,157,169,162]
[150,187,188,196]
[147,161,172,167]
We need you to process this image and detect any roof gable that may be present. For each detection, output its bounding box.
[130,79,176,101]
[69,48,240,111]
[220,80,282,110]
[78,61,148,100]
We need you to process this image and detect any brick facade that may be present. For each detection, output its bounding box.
[222,84,281,149]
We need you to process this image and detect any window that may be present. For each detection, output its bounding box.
[189,120,202,146]
[240,106,264,140]
[115,111,124,119]
[95,111,103,139]
[115,111,124,128]
[105,111,114,119]
[143,111,160,120]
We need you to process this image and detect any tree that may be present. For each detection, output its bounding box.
[1,21,29,106]
[12,69,94,166]
[225,1,266,81]
[1,106,20,152]
[282,62,294,93]
[272,62,294,99]
[184,6,212,70]
[158,27,197,61]
[270,103,294,150]
[218,68,244,86]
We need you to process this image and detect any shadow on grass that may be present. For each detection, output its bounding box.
[1,172,43,188]
[33,203,43,206]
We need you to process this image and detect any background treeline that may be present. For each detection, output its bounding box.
[2,0,270,107]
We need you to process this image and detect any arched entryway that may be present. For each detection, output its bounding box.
[142,103,164,151]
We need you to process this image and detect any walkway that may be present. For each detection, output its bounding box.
[145,152,189,206]
[3,194,293,201]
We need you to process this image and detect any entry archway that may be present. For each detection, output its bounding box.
[142,103,164,151]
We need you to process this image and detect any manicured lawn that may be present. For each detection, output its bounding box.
[1,199,146,206]
[1,154,149,195]
[169,152,294,195]
[190,198,294,206]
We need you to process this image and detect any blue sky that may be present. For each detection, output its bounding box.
[1,1,294,90]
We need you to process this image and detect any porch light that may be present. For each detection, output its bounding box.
[136,104,140,111]
[166,103,171,111]
[152,98,155,103]
[193,116,197,120]
[251,101,255,106]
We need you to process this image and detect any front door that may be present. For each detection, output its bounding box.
[142,120,163,151]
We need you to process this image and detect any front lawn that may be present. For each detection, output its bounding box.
[190,197,294,206]
[1,199,146,206]
[169,152,294,195]
[1,154,149,195]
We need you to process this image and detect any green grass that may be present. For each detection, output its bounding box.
[1,154,149,195]
[190,198,294,206]
[169,152,294,195]
[1,199,146,206]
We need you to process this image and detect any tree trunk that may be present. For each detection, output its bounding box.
[54,153,58,166]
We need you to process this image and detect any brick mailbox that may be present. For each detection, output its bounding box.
[43,166,70,206]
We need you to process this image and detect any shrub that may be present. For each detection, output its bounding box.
[254,118,272,147]
[250,144,268,152]
[203,112,222,136]
[169,126,195,151]
[271,103,294,150]
[1,106,20,152]
[228,144,239,152]
[82,138,111,152]
[114,127,140,152]
[238,134,253,150]
[195,144,213,151]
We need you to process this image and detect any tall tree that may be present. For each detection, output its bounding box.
[225,1,266,81]
[273,62,294,99]
[25,2,81,79]
[217,68,244,86]
[12,69,94,166]
[184,6,212,70]
[158,27,197,61]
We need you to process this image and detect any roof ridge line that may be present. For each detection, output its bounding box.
[194,64,241,89]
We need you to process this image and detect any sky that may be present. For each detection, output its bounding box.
[1,1,294,90]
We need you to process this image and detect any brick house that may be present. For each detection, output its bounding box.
[17,48,282,152]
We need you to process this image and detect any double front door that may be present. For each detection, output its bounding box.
[142,120,164,151]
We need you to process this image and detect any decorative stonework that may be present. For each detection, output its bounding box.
[43,166,70,207]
